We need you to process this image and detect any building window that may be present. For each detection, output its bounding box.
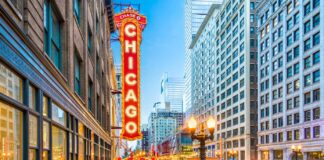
[287,18,293,30]
[287,115,292,125]
[43,121,50,158]
[304,56,311,69]
[0,102,23,159]
[73,0,81,24]
[313,89,320,102]
[88,29,92,53]
[0,63,23,102]
[304,110,311,121]
[304,92,311,104]
[313,126,320,138]
[88,80,93,111]
[287,131,292,141]
[28,114,38,151]
[44,1,62,71]
[74,54,81,95]
[287,34,293,46]
[29,85,37,111]
[294,113,300,124]
[287,67,293,78]
[313,107,320,120]
[313,32,320,46]
[52,102,66,126]
[313,0,320,8]
[287,2,293,14]
[304,38,311,51]
[313,51,320,64]
[305,128,311,139]
[313,70,320,83]
[294,29,299,41]
[304,21,311,33]
[313,14,320,27]
[41,97,48,118]
[304,2,311,16]
[304,74,311,86]
[294,130,300,140]
[52,125,67,160]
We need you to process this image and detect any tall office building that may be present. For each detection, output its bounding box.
[161,73,185,112]
[257,0,324,159]
[184,0,223,113]
[190,0,259,159]
[0,0,116,159]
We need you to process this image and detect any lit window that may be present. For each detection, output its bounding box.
[52,126,67,160]
[0,102,23,159]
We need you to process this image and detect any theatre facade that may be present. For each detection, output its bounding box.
[0,0,117,160]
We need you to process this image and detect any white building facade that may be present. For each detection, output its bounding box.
[184,0,223,113]
[190,0,259,159]
[257,0,324,159]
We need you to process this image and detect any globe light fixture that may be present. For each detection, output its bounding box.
[188,116,197,129]
[187,116,216,160]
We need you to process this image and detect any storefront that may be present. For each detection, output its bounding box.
[0,12,112,160]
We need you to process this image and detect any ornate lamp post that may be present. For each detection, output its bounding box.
[291,145,302,160]
[188,116,216,160]
[215,151,221,160]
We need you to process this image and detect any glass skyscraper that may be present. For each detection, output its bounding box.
[161,73,185,113]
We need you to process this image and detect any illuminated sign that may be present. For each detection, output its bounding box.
[114,7,147,140]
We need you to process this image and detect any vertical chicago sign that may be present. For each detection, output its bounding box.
[114,7,147,140]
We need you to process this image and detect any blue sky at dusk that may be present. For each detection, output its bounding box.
[111,0,185,124]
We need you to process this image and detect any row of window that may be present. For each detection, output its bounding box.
[0,62,111,160]
[260,125,320,144]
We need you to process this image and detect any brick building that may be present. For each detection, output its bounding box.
[0,0,116,159]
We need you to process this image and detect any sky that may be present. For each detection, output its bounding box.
[111,0,185,124]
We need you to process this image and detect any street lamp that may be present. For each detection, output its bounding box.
[188,116,216,160]
[215,151,221,160]
[291,145,302,160]
[228,150,237,160]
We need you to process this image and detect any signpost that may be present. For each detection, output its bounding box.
[114,7,147,140]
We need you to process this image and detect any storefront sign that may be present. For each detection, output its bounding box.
[114,7,147,140]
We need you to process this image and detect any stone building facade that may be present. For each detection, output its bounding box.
[257,0,324,159]
[0,0,116,159]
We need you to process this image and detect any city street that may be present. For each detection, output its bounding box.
[0,0,323,160]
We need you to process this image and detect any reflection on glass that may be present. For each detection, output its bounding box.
[43,151,48,160]
[43,96,49,117]
[0,101,23,160]
[52,125,66,160]
[0,63,23,102]
[29,115,38,147]
[29,85,37,111]
[52,102,66,126]
[79,137,84,160]
[43,121,50,149]
[29,149,36,160]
